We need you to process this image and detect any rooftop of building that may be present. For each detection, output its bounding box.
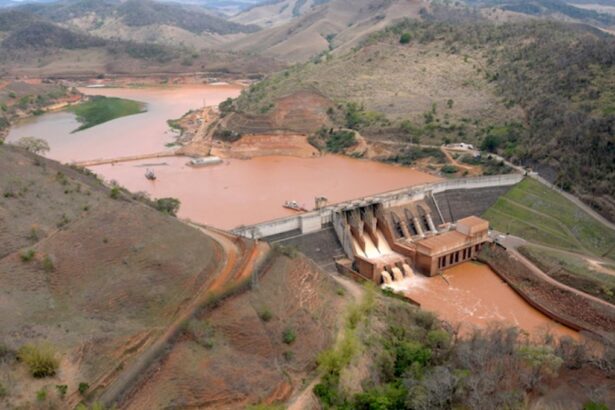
[456,215,489,229]
[415,230,469,252]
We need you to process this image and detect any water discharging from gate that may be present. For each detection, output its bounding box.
[386,262,577,338]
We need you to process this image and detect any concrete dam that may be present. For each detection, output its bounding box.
[232,174,522,282]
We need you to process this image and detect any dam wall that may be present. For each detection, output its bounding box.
[232,174,523,240]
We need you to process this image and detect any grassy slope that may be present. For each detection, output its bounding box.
[68,96,145,131]
[0,144,221,408]
[483,178,615,258]
[519,244,615,304]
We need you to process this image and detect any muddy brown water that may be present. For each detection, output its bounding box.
[7,84,242,163]
[7,85,441,228]
[90,155,441,229]
[387,262,578,338]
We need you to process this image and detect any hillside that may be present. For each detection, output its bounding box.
[469,0,615,28]
[223,15,615,222]
[0,7,281,77]
[0,143,345,409]
[0,143,222,408]
[21,0,259,34]
[11,0,260,50]
[231,0,333,28]
[227,0,429,62]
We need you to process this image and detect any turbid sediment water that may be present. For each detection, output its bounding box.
[7,84,242,163]
[387,262,578,338]
[90,155,440,229]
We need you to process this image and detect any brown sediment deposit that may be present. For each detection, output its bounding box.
[90,155,441,229]
[212,133,320,159]
[389,262,578,338]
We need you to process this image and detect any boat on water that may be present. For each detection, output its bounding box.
[283,200,308,212]
[187,156,223,167]
[145,169,157,180]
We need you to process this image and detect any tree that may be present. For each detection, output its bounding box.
[400,33,412,44]
[17,137,50,155]
[155,197,181,216]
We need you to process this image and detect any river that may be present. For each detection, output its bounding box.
[387,262,577,338]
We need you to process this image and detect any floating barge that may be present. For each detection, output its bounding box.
[187,156,223,167]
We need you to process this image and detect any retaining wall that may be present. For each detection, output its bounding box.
[232,174,523,240]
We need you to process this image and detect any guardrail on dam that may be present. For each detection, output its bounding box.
[231,174,523,240]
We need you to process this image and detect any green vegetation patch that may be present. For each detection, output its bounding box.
[18,343,59,378]
[519,245,615,304]
[484,178,615,259]
[68,96,145,132]
[385,147,445,166]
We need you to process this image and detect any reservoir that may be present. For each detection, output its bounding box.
[7,85,441,228]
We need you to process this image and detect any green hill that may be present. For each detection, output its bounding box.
[225,16,615,222]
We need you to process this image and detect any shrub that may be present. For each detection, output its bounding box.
[584,402,609,410]
[282,328,296,345]
[441,165,459,174]
[78,382,89,396]
[219,98,234,116]
[259,308,273,322]
[183,319,215,349]
[325,130,356,153]
[18,343,59,378]
[20,249,36,262]
[214,128,242,142]
[42,255,55,272]
[55,384,68,399]
[16,137,50,155]
[400,32,412,44]
[155,197,181,216]
[109,186,120,199]
[427,329,451,350]
[283,351,294,362]
[36,388,47,402]
[0,383,6,398]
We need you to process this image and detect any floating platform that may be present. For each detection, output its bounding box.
[187,156,223,167]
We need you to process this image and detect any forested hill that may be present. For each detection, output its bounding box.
[18,0,259,35]
[227,17,615,221]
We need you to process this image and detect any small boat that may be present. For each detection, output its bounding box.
[145,169,157,180]
[283,200,308,212]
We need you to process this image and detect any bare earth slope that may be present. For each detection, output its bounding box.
[121,254,343,409]
[0,144,224,408]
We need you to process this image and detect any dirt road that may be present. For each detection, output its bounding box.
[95,223,269,408]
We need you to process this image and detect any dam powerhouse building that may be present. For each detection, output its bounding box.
[334,200,490,283]
[233,175,520,285]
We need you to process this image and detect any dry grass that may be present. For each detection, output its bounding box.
[0,144,223,408]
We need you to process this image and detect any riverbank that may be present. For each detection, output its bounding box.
[479,244,615,338]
